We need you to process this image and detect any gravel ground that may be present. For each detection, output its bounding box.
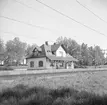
[0,70,107,95]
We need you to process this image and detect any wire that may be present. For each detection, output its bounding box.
[0,15,56,32]
[35,0,107,37]
[76,0,107,24]
[14,0,39,11]
[0,30,56,45]
[14,0,51,17]
[0,30,38,40]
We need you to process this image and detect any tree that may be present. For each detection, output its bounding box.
[5,37,27,65]
[25,44,38,57]
[88,46,95,65]
[0,38,5,64]
[56,36,105,66]
[80,43,95,66]
[94,46,105,65]
[0,38,4,53]
[56,37,80,58]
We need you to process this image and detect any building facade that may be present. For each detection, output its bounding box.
[26,42,78,70]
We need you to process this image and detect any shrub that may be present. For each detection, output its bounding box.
[1,97,18,105]
[52,98,69,105]
[0,66,13,70]
[22,86,49,98]
[50,87,78,99]
[20,94,53,105]
[0,85,107,105]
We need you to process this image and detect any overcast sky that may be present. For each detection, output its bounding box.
[0,0,107,49]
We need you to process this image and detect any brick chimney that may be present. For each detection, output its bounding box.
[45,41,48,45]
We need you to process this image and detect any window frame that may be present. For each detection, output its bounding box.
[38,61,43,67]
[30,61,34,68]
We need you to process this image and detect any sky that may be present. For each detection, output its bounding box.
[0,0,107,49]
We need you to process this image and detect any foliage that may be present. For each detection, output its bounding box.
[57,37,80,58]
[5,37,27,66]
[94,46,105,65]
[0,38,5,62]
[0,38,5,53]
[56,36,105,66]
[0,84,107,105]
[0,66,13,70]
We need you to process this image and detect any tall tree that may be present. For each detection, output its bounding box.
[56,36,105,66]
[0,38,5,53]
[80,43,92,65]
[88,46,95,65]
[94,46,105,65]
[5,37,27,65]
[0,38,5,64]
[56,37,80,58]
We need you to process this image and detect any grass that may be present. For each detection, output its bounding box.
[0,70,107,94]
[0,84,107,105]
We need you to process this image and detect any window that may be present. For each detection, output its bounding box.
[30,61,34,67]
[39,61,43,67]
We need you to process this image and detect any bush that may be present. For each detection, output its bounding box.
[50,87,78,99]
[0,66,13,70]
[19,94,53,105]
[52,98,69,105]
[0,84,107,105]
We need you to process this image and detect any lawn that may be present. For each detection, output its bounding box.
[0,70,107,95]
[0,70,107,104]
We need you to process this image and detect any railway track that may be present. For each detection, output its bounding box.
[0,68,107,79]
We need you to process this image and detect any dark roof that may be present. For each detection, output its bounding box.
[51,43,61,52]
[40,44,46,56]
[27,44,53,59]
[33,45,42,52]
[26,42,77,62]
[26,55,46,59]
[47,55,78,62]
[51,43,67,53]
[40,44,53,56]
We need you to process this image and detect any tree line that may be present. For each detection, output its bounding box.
[57,37,106,66]
[0,36,106,66]
[0,37,36,66]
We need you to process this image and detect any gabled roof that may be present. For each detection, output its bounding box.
[40,44,53,56]
[26,42,78,62]
[33,45,42,52]
[51,43,61,52]
[51,43,67,53]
